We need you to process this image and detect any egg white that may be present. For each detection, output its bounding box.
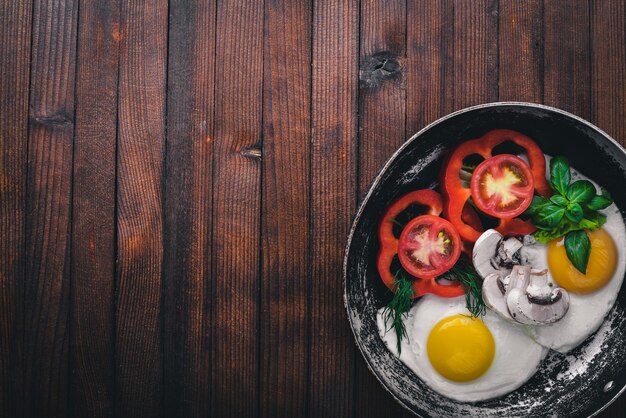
[377,295,547,402]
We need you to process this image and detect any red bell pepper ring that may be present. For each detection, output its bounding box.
[441,129,551,243]
[377,189,464,298]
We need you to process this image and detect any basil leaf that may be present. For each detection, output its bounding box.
[587,188,613,210]
[550,156,571,195]
[534,229,564,243]
[564,230,591,274]
[533,219,577,243]
[537,204,565,227]
[567,203,581,220]
[550,195,569,207]
[565,203,583,222]
[525,195,550,215]
[579,212,607,230]
[566,180,596,204]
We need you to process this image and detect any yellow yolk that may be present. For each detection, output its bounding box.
[548,228,618,294]
[426,315,495,382]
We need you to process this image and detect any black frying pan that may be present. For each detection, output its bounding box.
[344,103,626,417]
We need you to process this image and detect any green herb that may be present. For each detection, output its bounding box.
[525,156,613,273]
[550,156,571,195]
[564,230,591,274]
[566,180,595,204]
[565,202,583,223]
[448,260,486,318]
[388,217,405,228]
[588,188,613,211]
[382,271,414,354]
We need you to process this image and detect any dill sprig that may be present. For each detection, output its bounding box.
[448,259,487,318]
[382,271,414,354]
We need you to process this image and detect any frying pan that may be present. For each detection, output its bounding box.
[344,103,626,417]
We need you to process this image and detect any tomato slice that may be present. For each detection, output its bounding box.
[470,154,534,218]
[398,215,461,279]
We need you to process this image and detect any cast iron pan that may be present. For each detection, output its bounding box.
[344,103,626,417]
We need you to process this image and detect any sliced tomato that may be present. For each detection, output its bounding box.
[441,129,547,242]
[398,215,461,279]
[470,154,534,218]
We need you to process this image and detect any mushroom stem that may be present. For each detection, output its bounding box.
[506,267,570,325]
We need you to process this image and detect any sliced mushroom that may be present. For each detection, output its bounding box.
[482,272,514,321]
[472,229,523,278]
[497,236,523,268]
[473,229,505,278]
[506,267,570,325]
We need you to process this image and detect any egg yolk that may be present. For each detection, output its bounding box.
[426,315,495,382]
[548,228,617,294]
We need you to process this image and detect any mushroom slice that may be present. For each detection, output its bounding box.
[482,272,514,321]
[506,267,570,325]
[473,229,505,278]
[473,229,523,278]
[497,237,523,268]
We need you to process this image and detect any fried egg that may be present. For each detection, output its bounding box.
[519,162,626,353]
[521,210,625,353]
[377,295,547,402]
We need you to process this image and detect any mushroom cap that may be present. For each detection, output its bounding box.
[473,229,504,278]
[482,272,514,321]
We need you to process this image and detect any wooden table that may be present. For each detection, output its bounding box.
[1,0,625,417]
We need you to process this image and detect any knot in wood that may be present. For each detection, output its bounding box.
[240,146,262,161]
[31,112,74,128]
[360,52,402,88]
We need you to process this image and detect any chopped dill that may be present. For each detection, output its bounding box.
[388,217,405,228]
[382,270,414,354]
[448,259,487,318]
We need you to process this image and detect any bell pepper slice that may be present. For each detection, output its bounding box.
[377,189,464,298]
[441,129,551,243]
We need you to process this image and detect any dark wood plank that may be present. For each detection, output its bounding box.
[0,1,32,416]
[309,0,358,417]
[544,0,590,118]
[163,0,216,416]
[453,0,498,109]
[590,0,625,143]
[24,0,78,416]
[498,0,543,102]
[406,0,454,136]
[210,0,263,415]
[260,0,312,416]
[70,1,120,416]
[356,0,409,416]
[590,2,626,416]
[115,0,168,416]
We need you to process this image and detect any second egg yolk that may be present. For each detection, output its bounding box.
[548,228,617,294]
[426,315,495,382]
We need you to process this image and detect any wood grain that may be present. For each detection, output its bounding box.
[453,0,498,109]
[499,0,543,102]
[70,1,120,416]
[591,2,626,415]
[356,0,409,416]
[591,0,626,143]
[115,0,167,416]
[0,1,32,416]
[163,0,216,416]
[24,0,78,416]
[309,0,358,417]
[210,0,263,416]
[406,0,454,136]
[544,0,591,118]
[260,0,312,416]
